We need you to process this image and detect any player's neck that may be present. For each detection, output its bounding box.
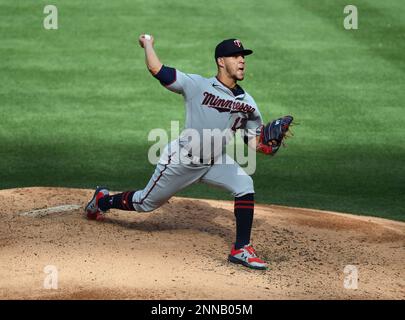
[216,73,237,90]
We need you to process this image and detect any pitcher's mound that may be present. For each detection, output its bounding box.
[0,187,404,299]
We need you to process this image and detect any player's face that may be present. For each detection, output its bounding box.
[223,54,245,81]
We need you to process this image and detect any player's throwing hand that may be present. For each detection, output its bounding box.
[138,34,154,48]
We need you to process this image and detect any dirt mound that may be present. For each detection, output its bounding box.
[0,187,404,300]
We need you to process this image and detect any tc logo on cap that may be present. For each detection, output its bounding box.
[234,40,242,47]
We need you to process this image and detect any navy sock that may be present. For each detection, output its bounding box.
[234,193,254,249]
[98,191,137,211]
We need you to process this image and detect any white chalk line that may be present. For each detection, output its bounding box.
[19,205,82,217]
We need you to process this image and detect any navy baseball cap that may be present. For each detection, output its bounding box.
[215,39,253,60]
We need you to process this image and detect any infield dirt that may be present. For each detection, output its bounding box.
[0,187,404,299]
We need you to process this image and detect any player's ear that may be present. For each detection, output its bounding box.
[216,57,225,68]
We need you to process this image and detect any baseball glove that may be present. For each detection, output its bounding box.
[258,115,294,155]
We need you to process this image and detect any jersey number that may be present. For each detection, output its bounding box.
[231,117,246,132]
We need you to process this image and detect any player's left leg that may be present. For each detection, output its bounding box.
[200,154,267,270]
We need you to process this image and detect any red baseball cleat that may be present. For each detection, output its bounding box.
[228,243,268,270]
[84,186,109,221]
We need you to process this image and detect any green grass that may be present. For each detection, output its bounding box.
[1,0,404,221]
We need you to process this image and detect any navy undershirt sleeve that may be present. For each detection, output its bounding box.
[153,65,176,86]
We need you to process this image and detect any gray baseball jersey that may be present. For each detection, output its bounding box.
[166,70,264,161]
[131,69,263,212]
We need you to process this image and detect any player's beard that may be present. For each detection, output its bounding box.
[226,65,244,82]
[235,68,245,81]
[220,59,245,83]
[231,62,245,81]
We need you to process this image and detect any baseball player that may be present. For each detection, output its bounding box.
[85,35,293,270]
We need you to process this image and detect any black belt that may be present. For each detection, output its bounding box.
[187,153,214,165]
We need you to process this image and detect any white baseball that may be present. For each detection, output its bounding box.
[144,34,151,40]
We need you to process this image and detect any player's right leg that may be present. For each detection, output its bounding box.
[86,141,210,218]
[129,149,208,212]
